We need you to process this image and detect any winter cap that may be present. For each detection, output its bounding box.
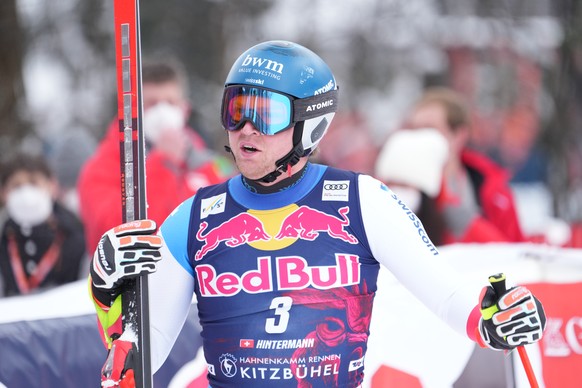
[375,128,448,197]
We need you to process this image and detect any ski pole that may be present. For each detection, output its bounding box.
[488,273,540,388]
[111,0,152,386]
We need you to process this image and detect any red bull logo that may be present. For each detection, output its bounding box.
[196,254,361,296]
[194,206,358,260]
[275,206,358,244]
[195,213,270,260]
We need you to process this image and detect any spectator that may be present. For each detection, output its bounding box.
[313,110,379,175]
[403,87,525,243]
[375,128,449,245]
[0,154,86,297]
[77,56,235,253]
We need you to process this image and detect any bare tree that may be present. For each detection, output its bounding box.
[545,0,582,221]
[0,0,31,160]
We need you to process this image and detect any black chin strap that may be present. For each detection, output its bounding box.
[243,162,309,193]
[256,142,304,183]
[223,143,304,184]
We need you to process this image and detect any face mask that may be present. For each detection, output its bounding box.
[391,186,422,213]
[143,102,186,145]
[6,184,53,228]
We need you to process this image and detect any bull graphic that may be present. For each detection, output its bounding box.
[275,206,358,244]
[195,213,271,260]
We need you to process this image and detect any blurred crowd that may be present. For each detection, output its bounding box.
[318,86,580,247]
[0,56,580,299]
[0,57,235,298]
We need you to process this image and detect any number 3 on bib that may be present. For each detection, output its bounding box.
[266,296,293,333]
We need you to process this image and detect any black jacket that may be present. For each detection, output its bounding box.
[0,202,87,297]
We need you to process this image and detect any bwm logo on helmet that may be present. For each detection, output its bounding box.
[241,54,284,74]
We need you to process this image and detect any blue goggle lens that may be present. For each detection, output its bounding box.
[221,86,294,135]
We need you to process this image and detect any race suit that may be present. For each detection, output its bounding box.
[148,163,481,388]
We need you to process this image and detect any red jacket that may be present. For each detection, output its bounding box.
[439,149,525,244]
[78,121,234,252]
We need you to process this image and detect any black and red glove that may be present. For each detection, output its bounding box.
[90,220,162,304]
[477,273,546,351]
[101,337,136,388]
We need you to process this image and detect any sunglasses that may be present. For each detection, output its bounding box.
[221,85,338,135]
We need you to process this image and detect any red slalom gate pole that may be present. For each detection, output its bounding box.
[517,346,539,388]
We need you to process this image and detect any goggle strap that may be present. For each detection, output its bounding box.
[293,90,339,122]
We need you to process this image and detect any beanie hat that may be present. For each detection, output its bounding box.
[375,128,448,197]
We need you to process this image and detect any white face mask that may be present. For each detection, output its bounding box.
[143,102,186,145]
[6,184,53,228]
[391,186,422,213]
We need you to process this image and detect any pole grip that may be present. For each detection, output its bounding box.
[488,272,539,388]
[488,272,507,297]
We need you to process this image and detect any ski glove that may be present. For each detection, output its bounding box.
[101,337,136,388]
[91,220,162,295]
[478,273,546,351]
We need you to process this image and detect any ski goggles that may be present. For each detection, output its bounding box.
[221,85,338,135]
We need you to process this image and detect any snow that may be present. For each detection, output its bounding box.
[0,279,93,324]
[119,326,138,343]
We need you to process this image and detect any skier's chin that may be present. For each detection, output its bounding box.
[236,163,263,180]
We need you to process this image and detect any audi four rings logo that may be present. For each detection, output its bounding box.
[324,183,348,190]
